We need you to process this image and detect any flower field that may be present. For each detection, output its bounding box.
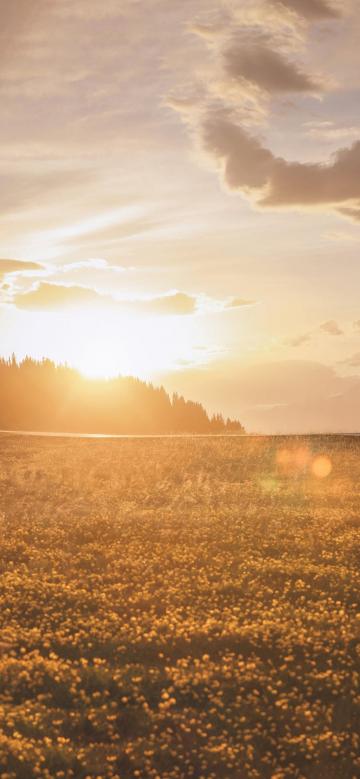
[0,433,359,779]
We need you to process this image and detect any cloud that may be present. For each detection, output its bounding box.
[51,0,126,20]
[226,297,256,308]
[58,259,133,276]
[320,319,343,335]
[248,379,360,432]
[224,41,319,93]
[286,319,345,346]
[13,283,199,316]
[1,168,96,216]
[0,258,45,278]
[161,358,360,433]
[0,259,135,294]
[324,229,360,242]
[263,143,360,208]
[140,292,196,316]
[203,117,274,191]
[304,121,359,142]
[12,281,256,318]
[337,207,360,222]
[286,332,313,347]
[60,259,127,272]
[168,0,359,226]
[14,283,107,311]
[189,22,224,41]
[272,0,341,19]
[0,1,44,59]
[202,113,360,218]
[340,352,360,368]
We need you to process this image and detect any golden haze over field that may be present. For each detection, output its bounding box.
[1,2,360,779]
[0,433,359,778]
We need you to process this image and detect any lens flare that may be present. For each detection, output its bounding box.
[276,446,311,475]
[276,448,291,466]
[312,455,332,479]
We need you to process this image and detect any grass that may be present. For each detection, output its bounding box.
[0,433,359,778]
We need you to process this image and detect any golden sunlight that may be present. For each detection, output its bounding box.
[1,1,359,775]
[78,338,122,379]
[63,309,202,380]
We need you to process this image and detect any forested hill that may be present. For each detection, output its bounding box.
[0,357,244,435]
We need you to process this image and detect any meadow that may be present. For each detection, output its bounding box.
[0,433,359,779]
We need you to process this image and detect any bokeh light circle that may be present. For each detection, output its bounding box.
[312,455,332,479]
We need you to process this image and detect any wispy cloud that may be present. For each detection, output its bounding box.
[320,319,343,335]
[286,332,313,347]
[58,259,133,275]
[339,351,360,368]
[0,258,45,279]
[324,230,360,242]
[170,0,360,222]
[162,357,360,433]
[13,283,197,315]
[225,297,256,309]
[304,121,360,142]
[223,40,320,94]
[271,0,341,20]
[12,282,252,318]
[286,319,345,346]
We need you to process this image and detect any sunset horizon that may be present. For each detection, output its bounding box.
[1,351,360,435]
[1,5,359,778]
[2,0,360,433]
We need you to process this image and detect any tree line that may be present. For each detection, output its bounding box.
[0,356,245,435]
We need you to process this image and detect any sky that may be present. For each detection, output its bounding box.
[1,0,360,432]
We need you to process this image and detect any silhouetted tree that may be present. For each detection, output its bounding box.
[0,357,245,435]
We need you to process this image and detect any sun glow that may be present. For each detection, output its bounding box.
[29,307,206,380]
[78,338,123,379]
